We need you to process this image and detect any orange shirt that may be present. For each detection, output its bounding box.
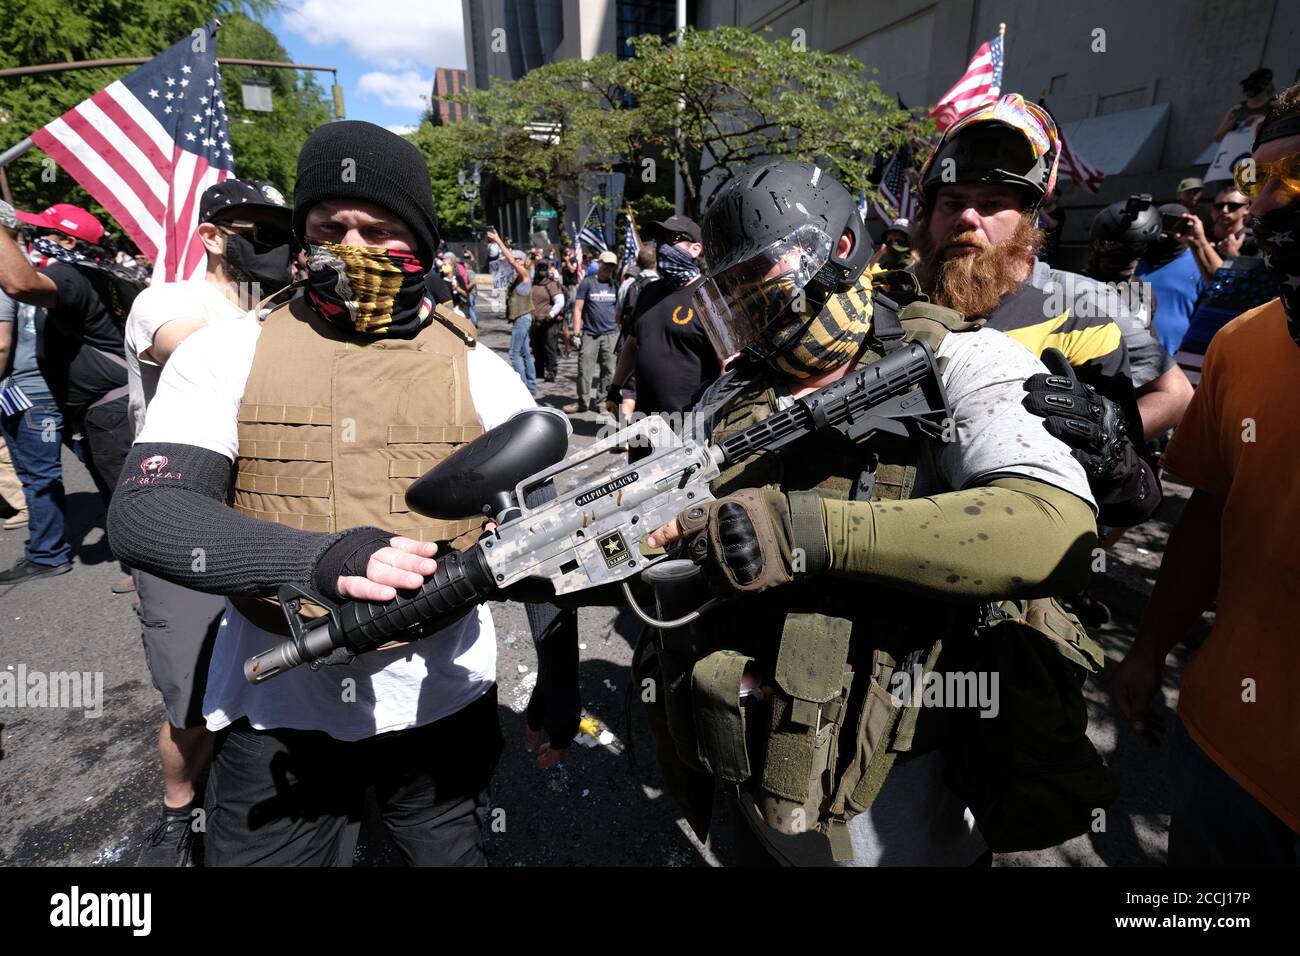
[1161,299,1300,834]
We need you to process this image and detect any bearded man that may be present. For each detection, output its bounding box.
[912,95,1160,529]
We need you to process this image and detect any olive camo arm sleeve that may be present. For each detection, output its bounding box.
[818,476,1097,600]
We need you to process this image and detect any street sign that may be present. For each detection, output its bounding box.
[533,207,558,219]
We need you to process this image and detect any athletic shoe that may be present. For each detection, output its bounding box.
[136,802,198,868]
[3,512,28,530]
[0,558,72,584]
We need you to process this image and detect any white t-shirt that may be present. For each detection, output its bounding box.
[695,326,1096,866]
[124,278,247,438]
[137,317,537,741]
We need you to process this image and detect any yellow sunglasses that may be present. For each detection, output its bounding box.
[1233,153,1300,199]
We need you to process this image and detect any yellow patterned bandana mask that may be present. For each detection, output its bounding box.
[305,241,428,336]
[771,269,875,379]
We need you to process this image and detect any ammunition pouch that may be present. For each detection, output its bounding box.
[943,596,1118,852]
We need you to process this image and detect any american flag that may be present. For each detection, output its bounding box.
[577,204,608,253]
[930,34,1004,131]
[620,213,640,272]
[872,151,917,223]
[29,20,234,283]
[1055,123,1105,193]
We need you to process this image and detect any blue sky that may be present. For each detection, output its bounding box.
[260,0,468,133]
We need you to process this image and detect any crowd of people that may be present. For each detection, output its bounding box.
[0,67,1295,870]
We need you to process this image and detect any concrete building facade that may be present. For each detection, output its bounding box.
[699,0,1300,266]
[462,0,687,245]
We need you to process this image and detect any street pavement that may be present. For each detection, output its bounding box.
[0,298,1205,866]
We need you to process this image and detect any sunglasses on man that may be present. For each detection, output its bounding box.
[214,218,292,248]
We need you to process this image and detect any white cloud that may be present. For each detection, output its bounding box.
[279,0,466,70]
[356,71,434,111]
[385,124,419,136]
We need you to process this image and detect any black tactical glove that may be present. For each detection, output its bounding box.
[674,488,827,596]
[1022,348,1126,482]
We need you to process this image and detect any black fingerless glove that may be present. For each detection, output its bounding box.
[309,527,395,600]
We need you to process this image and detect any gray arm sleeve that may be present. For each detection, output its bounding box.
[108,441,391,598]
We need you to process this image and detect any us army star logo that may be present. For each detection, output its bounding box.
[597,531,630,569]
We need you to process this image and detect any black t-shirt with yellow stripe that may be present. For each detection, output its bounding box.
[984,277,1142,439]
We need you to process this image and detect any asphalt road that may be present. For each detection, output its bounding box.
[0,301,1205,867]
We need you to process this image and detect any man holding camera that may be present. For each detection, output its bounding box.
[1136,204,1208,354]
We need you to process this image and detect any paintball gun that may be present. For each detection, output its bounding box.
[243,339,951,683]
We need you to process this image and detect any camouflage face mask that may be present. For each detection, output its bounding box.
[770,269,875,379]
[305,241,428,336]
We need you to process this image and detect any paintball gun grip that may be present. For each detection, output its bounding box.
[335,544,497,652]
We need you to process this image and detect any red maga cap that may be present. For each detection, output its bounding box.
[15,203,105,246]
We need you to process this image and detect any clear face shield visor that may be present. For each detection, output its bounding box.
[692,224,834,364]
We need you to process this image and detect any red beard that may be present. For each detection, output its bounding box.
[915,213,1043,317]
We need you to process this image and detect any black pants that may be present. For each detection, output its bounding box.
[79,394,132,504]
[530,320,560,378]
[204,687,503,866]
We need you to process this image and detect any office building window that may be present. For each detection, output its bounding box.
[617,0,681,59]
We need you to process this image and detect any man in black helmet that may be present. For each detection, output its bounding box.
[914,94,1162,528]
[108,121,575,866]
[641,159,1106,866]
[1082,195,1193,441]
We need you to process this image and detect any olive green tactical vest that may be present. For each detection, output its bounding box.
[507,278,533,322]
[642,297,986,861]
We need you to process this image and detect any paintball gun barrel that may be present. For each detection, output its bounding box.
[244,339,949,683]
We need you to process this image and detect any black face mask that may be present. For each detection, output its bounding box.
[1089,246,1144,282]
[223,234,292,295]
[1252,198,1300,344]
[1145,235,1184,270]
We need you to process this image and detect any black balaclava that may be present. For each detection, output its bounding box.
[293,121,441,338]
[1145,203,1189,270]
[1249,96,1300,343]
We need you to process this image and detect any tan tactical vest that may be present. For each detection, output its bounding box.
[230,294,487,632]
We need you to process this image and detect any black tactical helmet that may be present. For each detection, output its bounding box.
[695,161,873,362]
[919,94,1060,212]
[1089,194,1161,246]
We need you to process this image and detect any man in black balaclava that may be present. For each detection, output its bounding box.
[109,121,578,866]
[1111,82,1300,865]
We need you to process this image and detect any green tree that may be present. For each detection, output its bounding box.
[622,26,931,219]
[0,2,326,223]
[215,13,332,194]
[434,25,930,224]
[437,55,638,226]
[406,120,475,237]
